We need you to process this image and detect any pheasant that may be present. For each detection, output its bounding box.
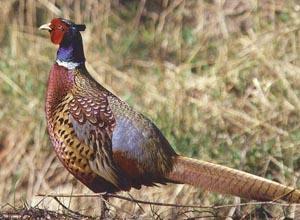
[39,18,300,203]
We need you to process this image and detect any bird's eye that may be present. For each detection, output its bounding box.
[57,25,64,31]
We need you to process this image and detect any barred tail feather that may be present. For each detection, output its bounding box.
[167,156,300,203]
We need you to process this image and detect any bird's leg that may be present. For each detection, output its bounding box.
[99,193,109,219]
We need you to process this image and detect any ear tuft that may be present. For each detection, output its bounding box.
[76,24,86,32]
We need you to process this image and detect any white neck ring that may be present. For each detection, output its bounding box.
[56,59,82,69]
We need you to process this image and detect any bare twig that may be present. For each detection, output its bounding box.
[52,196,91,219]
[36,193,298,209]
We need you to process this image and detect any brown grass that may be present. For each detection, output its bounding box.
[0,0,300,218]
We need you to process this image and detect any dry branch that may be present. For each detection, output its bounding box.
[36,192,298,209]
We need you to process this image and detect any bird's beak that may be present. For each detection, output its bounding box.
[39,23,52,31]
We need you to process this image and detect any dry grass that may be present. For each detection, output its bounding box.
[0,0,300,218]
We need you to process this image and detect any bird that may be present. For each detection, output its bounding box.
[39,18,300,204]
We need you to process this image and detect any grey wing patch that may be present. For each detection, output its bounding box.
[108,95,176,176]
[112,117,147,157]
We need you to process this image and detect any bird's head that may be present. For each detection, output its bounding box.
[39,18,86,67]
[39,18,86,45]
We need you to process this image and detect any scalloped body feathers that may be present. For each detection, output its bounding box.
[46,64,176,192]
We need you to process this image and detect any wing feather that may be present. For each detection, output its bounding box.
[68,79,123,188]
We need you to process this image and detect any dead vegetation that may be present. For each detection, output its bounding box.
[0,0,300,219]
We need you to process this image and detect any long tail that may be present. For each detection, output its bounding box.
[166,156,300,203]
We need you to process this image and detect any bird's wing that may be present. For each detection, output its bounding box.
[68,85,123,188]
[107,95,177,180]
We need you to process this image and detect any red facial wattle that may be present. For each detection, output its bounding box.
[49,18,69,45]
[50,29,64,44]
